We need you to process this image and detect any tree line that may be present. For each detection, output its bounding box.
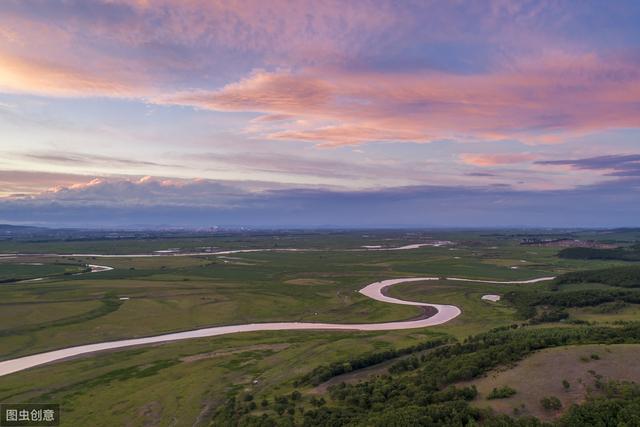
[552,265,640,288]
[557,245,640,261]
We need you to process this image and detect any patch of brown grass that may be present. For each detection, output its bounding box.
[463,344,640,421]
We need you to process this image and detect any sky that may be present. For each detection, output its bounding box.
[1,0,639,228]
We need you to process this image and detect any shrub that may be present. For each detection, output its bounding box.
[541,396,562,411]
[274,396,288,405]
[488,386,517,399]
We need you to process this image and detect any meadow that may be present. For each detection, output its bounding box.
[0,229,638,426]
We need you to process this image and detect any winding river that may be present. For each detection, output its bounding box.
[0,273,555,377]
[3,241,451,259]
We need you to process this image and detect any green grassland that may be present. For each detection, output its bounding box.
[0,231,638,426]
[0,330,444,427]
[387,279,538,338]
[0,257,86,282]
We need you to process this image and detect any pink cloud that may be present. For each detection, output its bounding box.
[0,0,402,93]
[97,0,402,58]
[158,50,640,146]
[64,178,106,191]
[269,126,430,147]
[166,71,333,113]
[460,153,539,167]
[5,175,284,209]
[0,52,149,98]
[0,170,97,196]
[1,2,639,149]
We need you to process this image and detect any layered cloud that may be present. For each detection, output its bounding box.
[2,174,640,227]
[10,175,292,207]
[161,51,640,146]
[0,170,93,197]
[1,1,639,146]
[537,154,640,176]
[460,153,539,167]
[0,0,401,96]
[0,53,145,97]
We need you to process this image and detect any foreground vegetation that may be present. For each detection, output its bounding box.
[212,324,640,426]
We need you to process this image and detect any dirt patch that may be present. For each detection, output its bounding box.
[180,343,290,363]
[284,278,336,286]
[462,344,640,421]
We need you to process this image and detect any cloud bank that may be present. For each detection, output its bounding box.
[2,175,639,228]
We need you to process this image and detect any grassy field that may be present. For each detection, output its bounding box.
[0,257,86,282]
[465,344,640,421]
[386,279,542,338]
[0,240,581,358]
[0,329,443,427]
[0,230,638,426]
